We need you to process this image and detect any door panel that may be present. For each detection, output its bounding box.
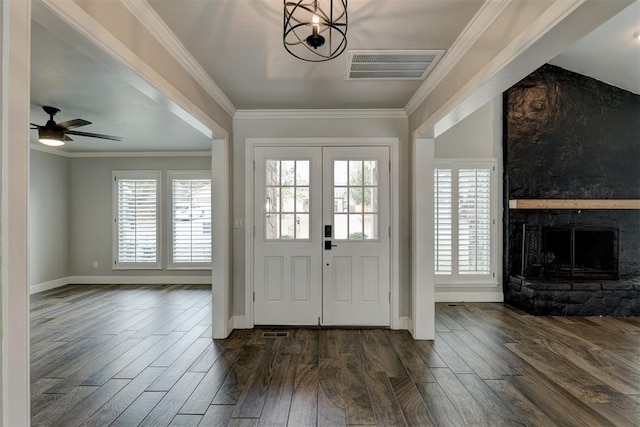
[253,147,322,325]
[322,147,390,326]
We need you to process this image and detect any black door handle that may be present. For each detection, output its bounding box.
[324,241,338,250]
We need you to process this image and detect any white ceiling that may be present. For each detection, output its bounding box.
[550,0,640,94]
[30,21,212,153]
[29,0,640,153]
[146,0,483,109]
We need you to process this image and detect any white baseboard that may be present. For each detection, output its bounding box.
[67,276,212,285]
[29,277,69,294]
[435,291,504,302]
[30,275,213,294]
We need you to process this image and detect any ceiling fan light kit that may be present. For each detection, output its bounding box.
[31,105,122,147]
[284,0,347,62]
[38,127,65,146]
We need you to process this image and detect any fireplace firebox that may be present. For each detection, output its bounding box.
[526,225,620,280]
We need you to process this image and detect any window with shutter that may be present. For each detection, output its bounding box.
[434,160,495,283]
[434,169,452,274]
[169,171,212,268]
[113,171,161,269]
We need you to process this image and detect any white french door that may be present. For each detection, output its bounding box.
[253,145,390,326]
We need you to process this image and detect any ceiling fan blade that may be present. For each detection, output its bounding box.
[57,118,91,130]
[64,135,74,142]
[30,123,41,128]
[65,130,123,141]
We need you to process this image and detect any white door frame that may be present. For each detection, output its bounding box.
[245,137,401,329]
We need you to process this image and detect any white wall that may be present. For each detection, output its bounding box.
[232,115,410,318]
[434,97,504,301]
[69,155,211,277]
[29,150,70,286]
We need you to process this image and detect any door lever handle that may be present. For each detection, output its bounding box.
[324,241,338,250]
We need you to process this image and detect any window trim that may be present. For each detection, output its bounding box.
[167,170,212,270]
[434,159,497,286]
[112,170,162,270]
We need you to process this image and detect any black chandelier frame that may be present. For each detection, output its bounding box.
[283,0,348,62]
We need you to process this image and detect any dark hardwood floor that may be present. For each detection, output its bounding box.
[31,285,640,426]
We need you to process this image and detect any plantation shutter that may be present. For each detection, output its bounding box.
[434,161,494,283]
[114,171,161,268]
[458,168,491,274]
[170,172,212,267]
[434,169,452,274]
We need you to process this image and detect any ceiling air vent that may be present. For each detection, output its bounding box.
[345,50,445,80]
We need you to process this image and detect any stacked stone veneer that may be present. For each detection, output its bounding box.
[507,276,640,316]
[504,64,640,316]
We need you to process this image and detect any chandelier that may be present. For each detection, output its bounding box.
[283,0,348,62]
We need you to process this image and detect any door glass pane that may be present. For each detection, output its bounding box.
[349,161,363,185]
[264,159,311,240]
[335,214,348,239]
[349,214,363,239]
[363,188,377,212]
[364,214,378,240]
[334,188,347,213]
[297,214,309,239]
[296,188,309,212]
[281,161,295,185]
[266,214,280,239]
[296,161,310,185]
[266,160,280,185]
[364,161,378,185]
[334,161,348,186]
[281,214,295,239]
[281,187,295,212]
[349,188,363,212]
[266,187,280,212]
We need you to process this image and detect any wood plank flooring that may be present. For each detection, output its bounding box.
[31,285,640,426]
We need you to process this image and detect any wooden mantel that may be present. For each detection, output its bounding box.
[509,199,640,210]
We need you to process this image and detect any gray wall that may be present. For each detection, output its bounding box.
[435,98,502,160]
[69,156,211,277]
[232,116,410,318]
[29,150,70,285]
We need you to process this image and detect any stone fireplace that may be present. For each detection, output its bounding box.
[503,64,640,316]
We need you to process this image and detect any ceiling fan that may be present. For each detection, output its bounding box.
[30,105,123,147]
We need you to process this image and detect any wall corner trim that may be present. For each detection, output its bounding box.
[394,317,410,330]
[231,316,247,329]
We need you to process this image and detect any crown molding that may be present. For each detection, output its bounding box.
[404,0,512,115]
[234,109,408,120]
[121,0,236,117]
[414,0,586,138]
[30,143,211,158]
